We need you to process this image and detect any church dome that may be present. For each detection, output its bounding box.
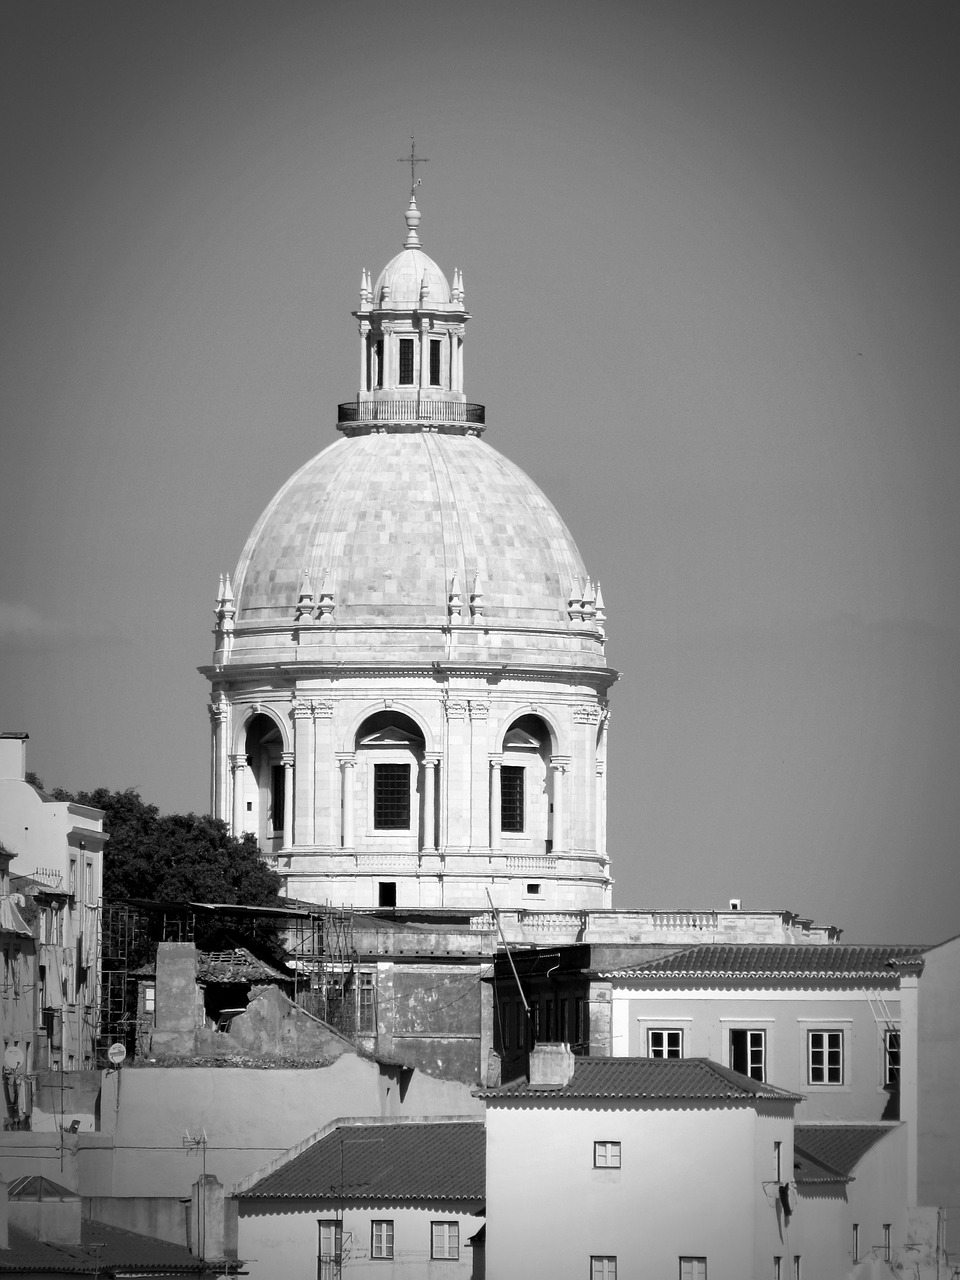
[233,430,590,633]
[373,247,451,308]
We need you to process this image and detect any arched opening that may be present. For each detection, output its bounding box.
[244,713,286,853]
[354,711,426,853]
[500,715,553,854]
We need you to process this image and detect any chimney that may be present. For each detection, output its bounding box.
[528,1043,576,1088]
[0,732,28,782]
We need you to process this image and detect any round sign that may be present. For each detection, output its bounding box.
[3,1045,25,1073]
[107,1043,127,1065]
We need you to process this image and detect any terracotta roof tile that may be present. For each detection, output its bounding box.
[197,947,290,984]
[601,944,925,986]
[480,1057,803,1103]
[238,1120,485,1202]
[794,1124,896,1182]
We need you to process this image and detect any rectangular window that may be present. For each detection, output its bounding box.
[371,1220,394,1259]
[271,764,285,833]
[501,766,524,832]
[559,997,570,1042]
[591,1258,617,1280]
[144,984,155,1017]
[593,1141,621,1168]
[884,1029,901,1088]
[808,1030,843,1084]
[648,1028,683,1058]
[429,339,441,385]
[774,1258,782,1280]
[431,1222,459,1260]
[398,338,414,385]
[358,971,375,1033]
[69,859,77,897]
[883,1225,891,1262]
[774,1141,782,1182]
[375,339,384,388]
[793,1257,801,1280]
[374,763,410,829]
[680,1260,707,1280]
[852,1224,859,1263]
[319,1219,343,1280]
[730,1028,766,1080]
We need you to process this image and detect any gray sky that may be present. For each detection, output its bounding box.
[2,1,959,942]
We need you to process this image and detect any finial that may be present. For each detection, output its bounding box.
[458,269,465,304]
[448,572,463,623]
[404,195,422,249]
[470,572,484,622]
[595,583,606,625]
[295,571,315,623]
[568,579,583,621]
[317,571,335,623]
[222,573,234,606]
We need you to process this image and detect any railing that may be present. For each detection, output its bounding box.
[338,398,485,426]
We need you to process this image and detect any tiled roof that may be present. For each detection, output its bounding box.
[238,1120,485,1202]
[601,944,925,986]
[480,1057,803,1103]
[794,1125,895,1183]
[0,1219,210,1274]
[197,947,290,984]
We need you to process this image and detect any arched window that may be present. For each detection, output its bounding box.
[244,713,286,853]
[500,715,553,852]
[354,712,426,849]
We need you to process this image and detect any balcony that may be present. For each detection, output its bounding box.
[338,397,485,432]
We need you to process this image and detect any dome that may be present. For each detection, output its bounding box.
[373,246,451,308]
[233,430,588,631]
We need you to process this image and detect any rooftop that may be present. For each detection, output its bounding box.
[793,1124,897,1184]
[0,1218,218,1274]
[237,1119,485,1203]
[479,1056,803,1103]
[599,944,926,986]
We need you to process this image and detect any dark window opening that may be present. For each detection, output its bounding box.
[398,338,414,385]
[358,971,375,1033]
[378,882,397,908]
[271,764,285,834]
[429,339,441,385]
[374,763,410,829]
[730,1028,765,1080]
[501,766,524,831]
[375,339,384,388]
[526,882,541,895]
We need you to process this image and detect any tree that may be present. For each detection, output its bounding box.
[52,786,282,909]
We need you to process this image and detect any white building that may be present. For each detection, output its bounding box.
[0,732,105,1074]
[202,195,616,913]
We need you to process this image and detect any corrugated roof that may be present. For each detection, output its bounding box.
[480,1057,803,1103]
[794,1124,896,1181]
[601,944,924,985]
[238,1120,485,1202]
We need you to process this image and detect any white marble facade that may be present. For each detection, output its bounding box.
[202,197,617,910]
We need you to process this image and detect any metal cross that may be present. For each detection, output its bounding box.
[398,136,429,196]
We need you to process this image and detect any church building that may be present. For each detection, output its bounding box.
[202,192,616,914]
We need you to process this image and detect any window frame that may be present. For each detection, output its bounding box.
[500,765,525,833]
[883,1028,901,1088]
[429,339,442,386]
[593,1140,621,1169]
[590,1257,617,1280]
[398,337,415,385]
[431,1221,459,1260]
[729,1027,766,1081]
[807,1029,843,1085]
[371,1219,394,1260]
[680,1259,707,1280]
[318,1218,343,1278]
[373,761,412,831]
[358,970,376,1034]
[648,1028,683,1059]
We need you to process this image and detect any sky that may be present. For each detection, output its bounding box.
[2,1,959,943]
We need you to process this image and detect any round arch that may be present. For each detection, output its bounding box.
[492,705,562,756]
[339,701,435,755]
[230,702,291,756]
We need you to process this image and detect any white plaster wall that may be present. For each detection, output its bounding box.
[237,1203,481,1280]
[617,990,898,1122]
[486,1102,766,1280]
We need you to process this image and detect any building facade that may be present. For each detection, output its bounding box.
[201,196,616,914]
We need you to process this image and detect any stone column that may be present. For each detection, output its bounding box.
[382,324,394,389]
[281,751,294,851]
[449,331,458,393]
[229,754,246,838]
[419,321,430,389]
[423,755,439,851]
[550,759,570,855]
[489,756,502,852]
[339,755,356,849]
[359,322,369,392]
[208,697,229,823]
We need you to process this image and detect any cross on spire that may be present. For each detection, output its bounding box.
[398,136,429,197]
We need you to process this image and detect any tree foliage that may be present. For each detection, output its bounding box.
[51,786,282,910]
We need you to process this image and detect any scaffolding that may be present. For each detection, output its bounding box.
[97,900,360,1059]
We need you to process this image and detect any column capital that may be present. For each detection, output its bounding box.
[551,756,572,772]
[424,753,441,769]
[469,700,490,720]
[281,751,295,767]
[489,754,503,770]
[228,753,246,772]
[336,752,357,769]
